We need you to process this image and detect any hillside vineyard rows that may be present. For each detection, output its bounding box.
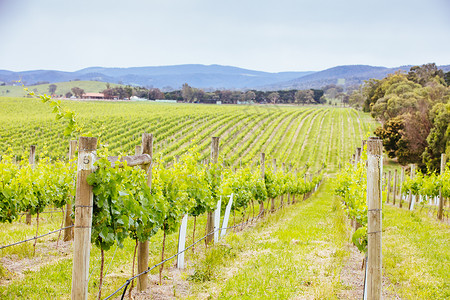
[0,97,376,173]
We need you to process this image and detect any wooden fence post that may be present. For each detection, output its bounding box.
[293,168,298,204]
[135,145,142,156]
[392,169,398,205]
[399,167,405,208]
[29,145,36,166]
[366,137,383,300]
[280,163,286,205]
[259,153,265,214]
[26,145,36,225]
[356,147,362,165]
[438,153,447,220]
[64,140,77,241]
[408,164,416,210]
[287,163,292,204]
[271,159,276,211]
[386,170,391,203]
[206,137,219,245]
[137,133,152,291]
[71,137,97,300]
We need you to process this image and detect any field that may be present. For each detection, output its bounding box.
[0,96,375,174]
[1,96,448,299]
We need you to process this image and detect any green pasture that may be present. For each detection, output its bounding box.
[0,81,122,98]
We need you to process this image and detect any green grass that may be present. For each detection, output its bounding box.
[0,211,64,259]
[1,181,449,299]
[0,198,286,299]
[185,181,351,299]
[383,204,450,299]
[0,81,123,98]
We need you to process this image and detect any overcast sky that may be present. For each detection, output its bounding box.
[0,0,449,72]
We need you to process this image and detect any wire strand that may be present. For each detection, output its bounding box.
[0,225,75,250]
[103,206,271,300]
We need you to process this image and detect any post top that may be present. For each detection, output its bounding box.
[367,137,383,155]
[78,137,98,151]
[141,133,153,155]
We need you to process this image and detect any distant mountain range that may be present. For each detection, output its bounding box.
[0,64,448,91]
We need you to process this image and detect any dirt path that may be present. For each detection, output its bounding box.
[0,240,72,286]
[170,182,353,299]
[337,243,400,300]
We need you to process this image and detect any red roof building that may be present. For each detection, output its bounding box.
[83,93,104,99]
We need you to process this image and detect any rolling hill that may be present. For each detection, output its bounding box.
[0,65,312,90]
[260,64,450,90]
[0,64,448,91]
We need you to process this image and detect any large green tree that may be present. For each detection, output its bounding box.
[181,83,194,102]
[423,103,450,171]
[48,84,57,95]
[368,64,449,170]
[374,116,404,160]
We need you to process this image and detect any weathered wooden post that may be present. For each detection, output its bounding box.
[26,145,36,225]
[356,147,362,165]
[29,145,36,166]
[280,162,286,206]
[408,164,416,210]
[135,145,142,156]
[64,140,77,241]
[259,153,265,214]
[287,163,292,204]
[399,167,405,208]
[438,153,447,220]
[292,168,298,204]
[271,159,276,211]
[386,170,391,203]
[366,137,383,300]
[206,137,219,245]
[392,169,398,205]
[71,137,97,300]
[137,134,152,291]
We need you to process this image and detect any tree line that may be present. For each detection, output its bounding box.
[47,81,330,105]
[348,63,450,172]
[102,84,326,104]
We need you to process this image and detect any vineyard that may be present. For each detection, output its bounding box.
[333,139,450,299]
[0,96,449,299]
[0,97,375,173]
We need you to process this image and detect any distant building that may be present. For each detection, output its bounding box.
[155,99,177,103]
[130,96,148,101]
[83,93,104,100]
[237,100,254,105]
